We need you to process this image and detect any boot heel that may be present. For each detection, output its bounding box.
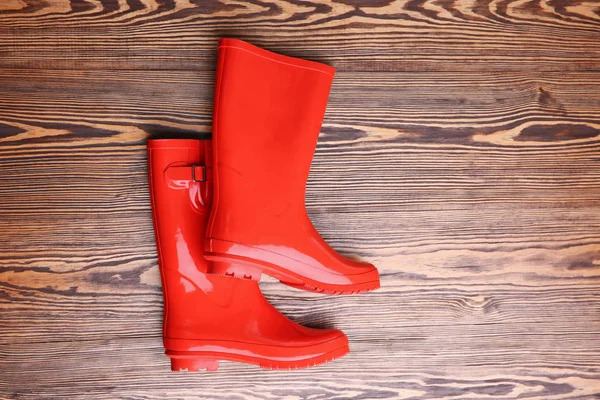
[170,356,219,372]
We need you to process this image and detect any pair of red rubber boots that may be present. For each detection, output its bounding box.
[147,39,380,371]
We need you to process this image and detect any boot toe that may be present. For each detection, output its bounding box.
[295,328,349,364]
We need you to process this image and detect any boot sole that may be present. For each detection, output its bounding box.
[167,344,349,372]
[205,239,380,294]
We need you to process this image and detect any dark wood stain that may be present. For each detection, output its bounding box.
[1,0,600,399]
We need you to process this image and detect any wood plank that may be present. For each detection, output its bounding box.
[1,69,599,135]
[4,274,600,342]
[0,0,598,72]
[3,337,600,399]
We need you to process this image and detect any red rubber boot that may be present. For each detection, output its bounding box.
[147,139,349,371]
[205,39,380,294]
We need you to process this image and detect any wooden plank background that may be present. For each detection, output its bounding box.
[1,0,600,399]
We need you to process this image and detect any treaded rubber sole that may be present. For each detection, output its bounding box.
[168,345,349,372]
[205,240,380,295]
[282,280,380,295]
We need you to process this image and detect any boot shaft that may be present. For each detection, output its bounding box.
[212,38,335,205]
[147,139,213,339]
[147,139,212,276]
[209,39,336,243]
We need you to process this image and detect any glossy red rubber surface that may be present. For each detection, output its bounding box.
[206,38,380,294]
[147,139,349,371]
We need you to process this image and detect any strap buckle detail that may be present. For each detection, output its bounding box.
[191,165,206,182]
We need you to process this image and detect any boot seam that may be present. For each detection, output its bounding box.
[206,46,227,247]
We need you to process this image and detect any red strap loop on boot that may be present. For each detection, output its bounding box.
[165,165,211,182]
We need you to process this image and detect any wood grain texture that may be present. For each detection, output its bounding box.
[0,0,599,72]
[1,0,600,399]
